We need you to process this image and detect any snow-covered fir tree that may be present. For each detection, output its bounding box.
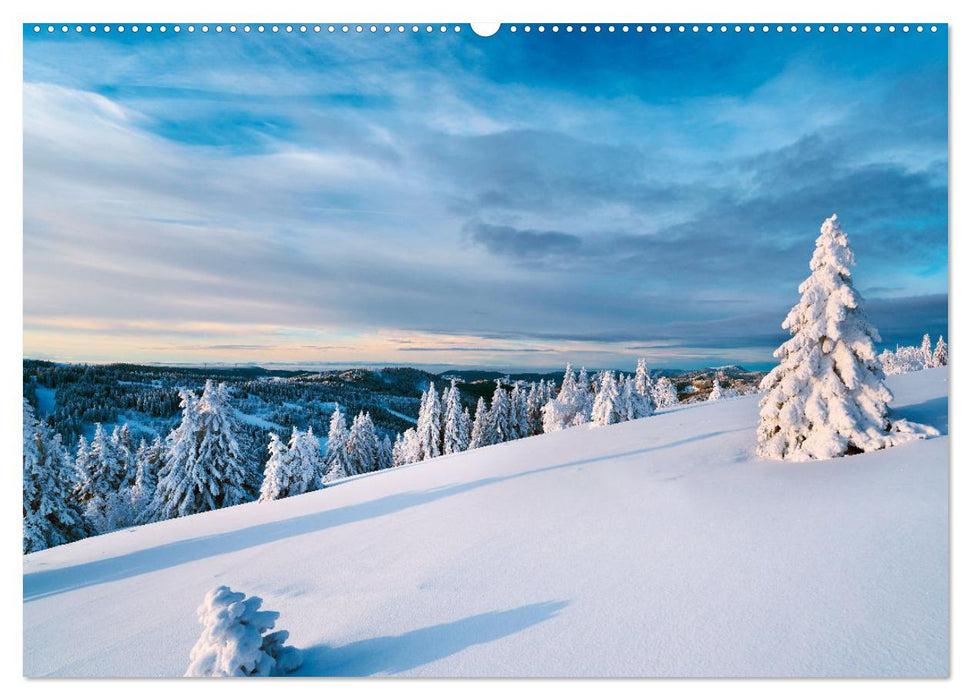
[920,333,934,368]
[617,374,635,422]
[260,427,321,502]
[292,427,323,490]
[194,381,250,506]
[148,383,250,521]
[757,214,937,461]
[708,378,723,402]
[441,380,469,455]
[933,336,948,367]
[509,382,530,440]
[131,436,164,522]
[23,400,88,553]
[378,434,394,471]
[324,405,350,482]
[591,371,622,426]
[393,427,422,466]
[77,422,134,533]
[259,433,291,503]
[346,411,379,475]
[632,358,657,418]
[525,382,545,436]
[652,376,679,408]
[416,383,442,461]
[574,367,593,425]
[185,586,302,677]
[542,364,587,433]
[469,397,491,449]
[488,380,512,443]
[72,435,97,507]
[460,406,472,447]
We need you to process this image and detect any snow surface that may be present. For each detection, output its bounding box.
[23,369,948,677]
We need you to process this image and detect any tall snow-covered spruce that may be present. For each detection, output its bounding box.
[757,214,937,461]
[23,400,88,553]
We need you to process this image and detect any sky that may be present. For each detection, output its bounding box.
[23,24,948,372]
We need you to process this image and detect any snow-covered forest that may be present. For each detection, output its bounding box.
[23,357,699,552]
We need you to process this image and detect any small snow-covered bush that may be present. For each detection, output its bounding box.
[185,586,302,677]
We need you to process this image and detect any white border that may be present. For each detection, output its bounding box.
[3,1,964,698]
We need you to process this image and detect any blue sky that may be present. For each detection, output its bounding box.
[23,25,947,371]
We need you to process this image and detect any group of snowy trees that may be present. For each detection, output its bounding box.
[878,333,948,376]
[757,214,939,461]
[23,380,256,552]
[321,406,394,482]
[381,361,677,472]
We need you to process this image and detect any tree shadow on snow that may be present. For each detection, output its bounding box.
[894,396,948,435]
[295,600,569,676]
[23,430,739,602]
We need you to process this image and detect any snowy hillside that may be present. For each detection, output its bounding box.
[23,369,948,678]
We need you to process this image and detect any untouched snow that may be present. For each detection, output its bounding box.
[23,369,948,677]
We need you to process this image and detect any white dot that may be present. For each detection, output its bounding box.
[931,26,938,32]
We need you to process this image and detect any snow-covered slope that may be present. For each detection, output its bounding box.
[23,369,949,678]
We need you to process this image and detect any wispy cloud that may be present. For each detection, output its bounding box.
[23,28,947,370]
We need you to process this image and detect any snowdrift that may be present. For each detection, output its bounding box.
[23,369,948,677]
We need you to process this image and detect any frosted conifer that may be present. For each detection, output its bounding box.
[469,397,491,448]
[757,214,938,461]
[591,371,622,426]
[185,586,301,677]
[324,405,350,482]
[23,400,88,553]
[652,376,679,408]
[932,336,948,367]
[416,383,442,460]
